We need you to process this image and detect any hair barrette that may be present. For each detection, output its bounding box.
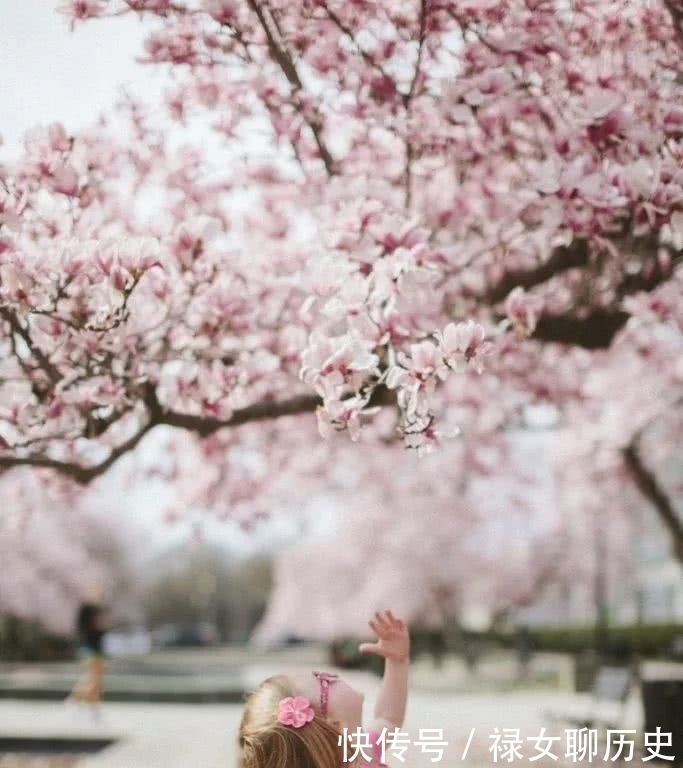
[277,696,315,728]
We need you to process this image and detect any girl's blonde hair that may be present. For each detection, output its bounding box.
[238,674,344,768]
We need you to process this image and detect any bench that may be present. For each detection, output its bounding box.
[545,666,633,731]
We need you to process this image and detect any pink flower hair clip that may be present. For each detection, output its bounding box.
[277,696,315,728]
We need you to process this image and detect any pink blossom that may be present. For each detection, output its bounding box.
[23,123,71,158]
[57,0,104,29]
[125,0,171,10]
[580,89,631,146]
[0,236,14,256]
[277,697,314,728]
[317,400,362,442]
[307,257,355,299]
[464,70,514,107]
[170,218,219,269]
[195,79,221,108]
[45,398,65,419]
[51,164,79,196]
[662,107,683,136]
[505,287,540,337]
[144,23,198,65]
[0,0,677,510]
[403,426,440,457]
[203,0,238,25]
[301,334,379,393]
[0,263,33,304]
[437,321,487,366]
[408,341,443,380]
[534,158,562,195]
[110,265,130,291]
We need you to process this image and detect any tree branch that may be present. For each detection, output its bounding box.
[531,308,629,349]
[623,406,683,564]
[663,0,683,49]
[161,392,322,437]
[246,0,337,176]
[0,416,156,484]
[0,307,62,387]
[0,385,397,483]
[531,247,681,347]
[485,237,680,348]
[160,382,396,435]
[320,3,390,80]
[404,0,427,210]
[485,239,590,304]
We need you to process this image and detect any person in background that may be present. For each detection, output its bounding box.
[516,624,533,681]
[66,601,110,716]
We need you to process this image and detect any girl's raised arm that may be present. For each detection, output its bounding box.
[358,610,410,731]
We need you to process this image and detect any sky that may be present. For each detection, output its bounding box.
[1,0,163,159]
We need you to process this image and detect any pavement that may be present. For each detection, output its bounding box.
[0,648,572,700]
[0,650,648,768]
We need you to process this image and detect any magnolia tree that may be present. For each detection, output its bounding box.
[0,0,682,574]
[549,438,645,628]
[130,343,678,637]
[0,469,128,633]
[253,429,568,642]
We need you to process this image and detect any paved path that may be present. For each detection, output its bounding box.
[0,650,573,700]
[0,652,646,768]
[0,690,645,768]
[0,700,238,768]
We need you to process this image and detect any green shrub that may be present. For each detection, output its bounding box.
[490,622,683,659]
[328,637,386,676]
[0,614,73,661]
[327,621,683,674]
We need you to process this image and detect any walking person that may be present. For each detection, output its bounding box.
[66,601,110,718]
[516,624,533,681]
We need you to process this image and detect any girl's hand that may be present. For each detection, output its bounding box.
[358,610,410,664]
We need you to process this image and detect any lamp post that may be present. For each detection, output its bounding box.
[594,517,609,659]
[592,465,610,660]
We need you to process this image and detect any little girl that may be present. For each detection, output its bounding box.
[238,610,410,768]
